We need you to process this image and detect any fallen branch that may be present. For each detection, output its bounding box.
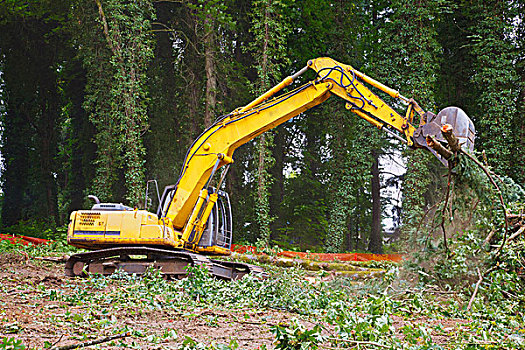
[507,213,525,219]
[50,335,64,349]
[33,255,69,263]
[508,226,525,242]
[50,332,130,350]
[327,337,389,349]
[460,149,508,257]
[467,267,483,312]
[476,229,496,254]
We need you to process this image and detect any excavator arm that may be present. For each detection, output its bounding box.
[164,57,475,248]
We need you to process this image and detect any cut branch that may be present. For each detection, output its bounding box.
[476,228,496,253]
[441,124,461,153]
[467,267,482,311]
[508,213,525,219]
[50,332,130,350]
[508,226,525,242]
[426,136,452,159]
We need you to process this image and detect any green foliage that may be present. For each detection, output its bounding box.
[1,220,57,239]
[181,264,214,299]
[0,337,25,350]
[466,1,521,183]
[272,319,323,350]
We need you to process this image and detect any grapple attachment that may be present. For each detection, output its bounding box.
[433,107,475,152]
[413,106,475,165]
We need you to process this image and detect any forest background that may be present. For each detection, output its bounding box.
[0,0,523,255]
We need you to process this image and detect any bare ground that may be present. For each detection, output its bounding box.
[0,252,474,349]
[0,252,314,349]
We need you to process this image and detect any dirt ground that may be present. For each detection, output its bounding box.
[0,252,315,349]
[0,252,474,349]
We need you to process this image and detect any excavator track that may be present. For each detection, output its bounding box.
[210,259,268,280]
[65,247,266,281]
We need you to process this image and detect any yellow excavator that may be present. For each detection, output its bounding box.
[66,57,475,279]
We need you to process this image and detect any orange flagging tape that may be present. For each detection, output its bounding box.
[230,244,403,262]
[0,234,50,246]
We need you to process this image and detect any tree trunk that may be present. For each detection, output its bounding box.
[184,6,202,141]
[0,107,30,227]
[254,1,273,244]
[269,126,286,239]
[39,64,60,224]
[67,61,93,212]
[204,13,217,128]
[368,150,383,253]
[347,217,353,252]
[354,190,360,251]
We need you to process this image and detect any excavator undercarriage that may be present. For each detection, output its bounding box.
[65,247,266,280]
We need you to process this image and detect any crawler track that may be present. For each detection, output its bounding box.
[65,247,266,280]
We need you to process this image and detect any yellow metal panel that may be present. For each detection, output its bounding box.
[105,211,123,236]
[76,211,105,230]
[140,224,165,239]
[67,209,184,250]
[120,211,143,239]
[141,212,159,225]
[70,211,108,237]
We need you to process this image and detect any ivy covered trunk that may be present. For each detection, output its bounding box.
[250,0,291,246]
[204,13,217,128]
[85,0,155,206]
[325,106,350,253]
[368,149,383,254]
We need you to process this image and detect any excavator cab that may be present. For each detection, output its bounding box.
[197,188,232,250]
[157,184,233,251]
